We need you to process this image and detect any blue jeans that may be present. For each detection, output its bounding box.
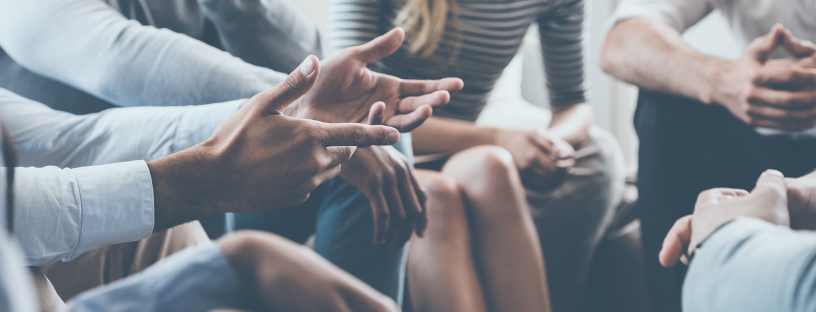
[227,136,414,303]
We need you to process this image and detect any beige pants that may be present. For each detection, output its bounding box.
[33,221,210,311]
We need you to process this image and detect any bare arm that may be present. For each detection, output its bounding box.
[601,18,725,104]
[549,103,593,145]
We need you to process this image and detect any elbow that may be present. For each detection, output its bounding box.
[600,31,624,78]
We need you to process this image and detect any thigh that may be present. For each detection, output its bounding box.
[40,221,210,301]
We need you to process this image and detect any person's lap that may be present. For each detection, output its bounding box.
[634,89,816,312]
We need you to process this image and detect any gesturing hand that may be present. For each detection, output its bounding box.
[712,24,816,130]
[148,56,401,230]
[288,28,464,132]
[218,231,399,312]
[496,129,576,191]
[339,145,427,249]
[659,170,790,267]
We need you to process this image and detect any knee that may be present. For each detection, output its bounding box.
[445,145,516,182]
[417,172,468,234]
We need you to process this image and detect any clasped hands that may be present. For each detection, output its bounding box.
[713,24,816,130]
[659,169,816,268]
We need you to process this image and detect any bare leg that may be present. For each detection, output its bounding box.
[442,145,552,312]
[408,169,488,312]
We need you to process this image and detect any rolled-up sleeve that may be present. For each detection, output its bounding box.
[684,218,816,312]
[14,162,154,266]
[606,0,714,33]
[65,243,246,312]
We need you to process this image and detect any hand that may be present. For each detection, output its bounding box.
[787,170,816,229]
[148,57,400,230]
[218,231,399,312]
[495,130,575,190]
[288,27,464,132]
[712,24,816,130]
[659,170,790,267]
[339,145,427,249]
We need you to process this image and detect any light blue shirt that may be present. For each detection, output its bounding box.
[0,88,240,266]
[685,218,816,311]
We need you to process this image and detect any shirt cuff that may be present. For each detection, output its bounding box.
[67,243,246,312]
[70,160,154,261]
[172,100,244,152]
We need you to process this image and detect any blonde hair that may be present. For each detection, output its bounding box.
[395,0,460,60]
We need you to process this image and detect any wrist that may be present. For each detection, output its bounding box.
[147,146,220,231]
[705,58,738,105]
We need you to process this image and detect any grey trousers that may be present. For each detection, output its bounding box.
[528,127,626,312]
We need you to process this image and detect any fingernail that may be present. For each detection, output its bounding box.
[299,56,315,77]
[387,132,400,144]
[765,169,784,177]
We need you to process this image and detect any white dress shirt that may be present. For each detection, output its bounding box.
[0,88,240,266]
[609,0,816,137]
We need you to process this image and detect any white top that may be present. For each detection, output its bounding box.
[609,0,816,137]
[0,88,239,266]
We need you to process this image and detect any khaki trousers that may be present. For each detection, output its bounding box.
[33,221,210,311]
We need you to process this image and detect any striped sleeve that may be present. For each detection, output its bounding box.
[537,0,588,110]
[327,0,384,55]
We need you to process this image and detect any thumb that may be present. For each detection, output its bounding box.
[352,27,404,64]
[781,28,816,58]
[254,55,320,115]
[746,24,786,63]
[752,169,788,203]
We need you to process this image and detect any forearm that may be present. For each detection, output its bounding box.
[685,218,816,311]
[548,103,592,145]
[601,18,728,104]
[411,116,500,154]
[0,0,283,107]
[0,88,241,168]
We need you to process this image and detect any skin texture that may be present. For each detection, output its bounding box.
[147,57,401,231]
[408,147,552,312]
[217,231,399,312]
[659,170,792,268]
[602,20,816,130]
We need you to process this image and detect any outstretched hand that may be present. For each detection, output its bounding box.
[148,56,401,230]
[288,28,464,132]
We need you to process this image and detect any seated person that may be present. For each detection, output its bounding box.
[2,62,401,311]
[0,0,463,302]
[0,122,399,312]
[328,0,625,311]
[602,0,816,309]
[658,169,816,311]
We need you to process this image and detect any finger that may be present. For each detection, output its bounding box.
[351,27,405,64]
[410,174,428,237]
[782,28,816,58]
[752,169,788,199]
[399,77,465,96]
[659,215,693,267]
[324,146,357,169]
[366,102,386,125]
[746,24,786,63]
[321,123,400,147]
[312,164,344,190]
[747,115,816,131]
[383,179,407,249]
[369,190,390,248]
[754,65,816,89]
[748,88,816,111]
[398,90,451,112]
[383,105,433,132]
[555,158,576,168]
[747,103,816,124]
[392,172,420,250]
[254,55,320,114]
[529,134,556,154]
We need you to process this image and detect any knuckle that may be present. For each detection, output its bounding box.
[282,72,308,93]
[352,127,366,145]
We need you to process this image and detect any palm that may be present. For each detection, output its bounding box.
[289,28,463,132]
